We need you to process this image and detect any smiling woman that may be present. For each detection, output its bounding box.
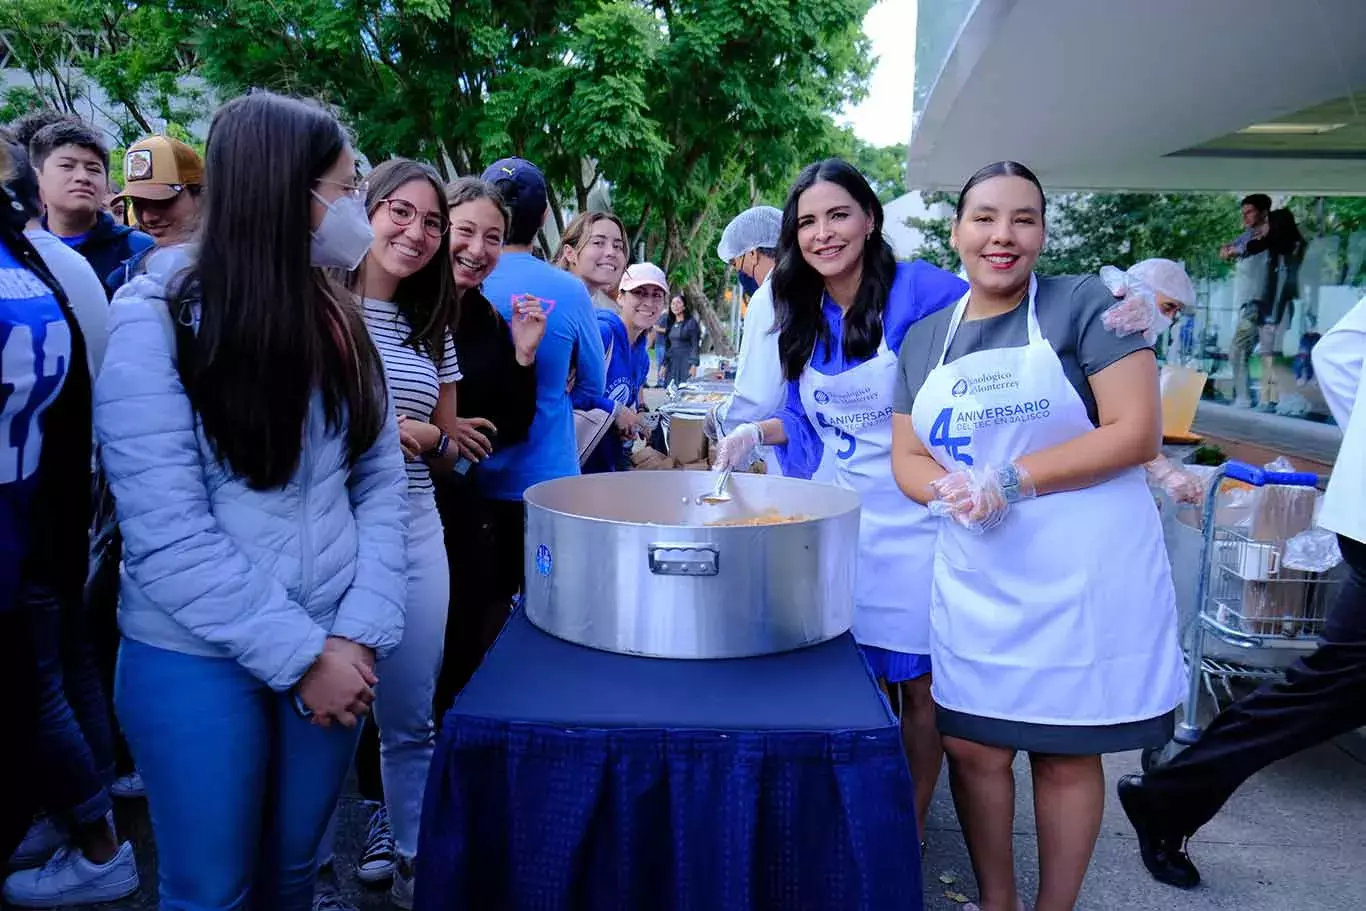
[556,211,628,303]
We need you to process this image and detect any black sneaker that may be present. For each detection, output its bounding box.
[1117,774,1201,889]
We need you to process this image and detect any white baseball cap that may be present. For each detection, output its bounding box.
[619,262,669,294]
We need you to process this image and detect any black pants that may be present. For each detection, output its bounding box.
[355,485,525,802]
[1145,533,1366,834]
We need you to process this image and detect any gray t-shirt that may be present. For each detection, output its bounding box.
[892,274,1151,427]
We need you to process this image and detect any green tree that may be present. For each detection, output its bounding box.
[845,139,907,203]
[909,191,1244,280]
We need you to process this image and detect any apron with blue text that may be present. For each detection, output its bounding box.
[800,335,936,655]
[909,277,1184,726]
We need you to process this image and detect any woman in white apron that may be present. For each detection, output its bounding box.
[713,158,966,840]
[890,161,1185,911]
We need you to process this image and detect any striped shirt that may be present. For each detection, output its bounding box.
[362,297,461,495]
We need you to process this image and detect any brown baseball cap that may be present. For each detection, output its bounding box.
[122,135,204,201]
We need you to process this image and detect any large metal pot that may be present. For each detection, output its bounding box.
[522,472,860,658]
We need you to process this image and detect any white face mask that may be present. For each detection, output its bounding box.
[310,191,374,271]
[1152,309,1174,339]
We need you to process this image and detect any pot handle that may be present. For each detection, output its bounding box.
[648,543,720,577]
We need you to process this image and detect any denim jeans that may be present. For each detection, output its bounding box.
[117,638,360,910]
[24,583,116,827]
[373,495,449,860]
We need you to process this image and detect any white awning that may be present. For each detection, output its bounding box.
[907,0,1366,195]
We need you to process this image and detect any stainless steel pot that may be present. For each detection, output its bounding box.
[523,471,860,659]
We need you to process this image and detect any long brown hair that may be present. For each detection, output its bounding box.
[555,211,627,270]
[352,158,459,366]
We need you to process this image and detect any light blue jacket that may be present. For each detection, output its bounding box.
[94,248,410,692]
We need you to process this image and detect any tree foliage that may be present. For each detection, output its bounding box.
[908,191,1246,280]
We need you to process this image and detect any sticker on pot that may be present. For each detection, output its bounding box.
[535,544,553,576]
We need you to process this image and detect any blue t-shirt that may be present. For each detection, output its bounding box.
[776,260,966,478]
[0,241,71,612]
[580,309,650,473]
[478,253,606,500]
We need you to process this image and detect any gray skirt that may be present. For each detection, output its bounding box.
[937,706,1176,756]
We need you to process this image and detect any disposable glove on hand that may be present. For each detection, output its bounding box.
[712,422,762,471]
[1101,292,1161,344]
[1145,456,1205,505]
[928,463,1036,534]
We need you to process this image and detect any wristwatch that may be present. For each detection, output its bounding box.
[996,463,1025,504]
[425,431,451,460]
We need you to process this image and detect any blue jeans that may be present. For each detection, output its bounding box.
[116,638,360,910]
[25,583,116,826]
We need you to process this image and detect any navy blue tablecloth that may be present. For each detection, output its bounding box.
[415,610,923,911]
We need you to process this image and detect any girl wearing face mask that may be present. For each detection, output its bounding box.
[890,161,1185,911]
[712,158,967,848]
[556,211,628,306]
[320,157,470,908]
[577,262,668,473]
[431,177,545,726]
[94,92,408,911]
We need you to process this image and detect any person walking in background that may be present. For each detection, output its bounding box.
[1220,194,1273,408]
[26,118,153,299]
[478,157,605,602]
[662,294,701,385]
[713,158,966,849]
[650,309,669,386]
[1243,207,1307,412]
[1119,292,1366,891]
[93,92,409,911]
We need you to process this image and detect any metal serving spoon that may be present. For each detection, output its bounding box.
[697,466,734,505]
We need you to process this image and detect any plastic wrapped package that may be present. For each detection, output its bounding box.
[1282,528,1344,573]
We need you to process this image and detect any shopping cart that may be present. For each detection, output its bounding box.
[1144,460,1342,770]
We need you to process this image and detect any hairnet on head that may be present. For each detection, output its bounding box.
[717,206,782,262]
[1100,258,1196,309]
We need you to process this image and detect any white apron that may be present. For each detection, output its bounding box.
[800,336,936,654]
[909,278,1184,726]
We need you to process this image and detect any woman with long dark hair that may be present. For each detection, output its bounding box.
[327,157,467,907]
[891,161,1184,911]
[432,177,545,714]
[713,158,966,844]
[661,294,701,384]
[93,92,409,911]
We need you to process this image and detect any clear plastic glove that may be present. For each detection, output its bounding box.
[712,422,762,471]
[1145,456,1206,505]
[928,463,1036,534]
[1101,292,1161,343]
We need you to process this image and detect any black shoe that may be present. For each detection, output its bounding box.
[1117,774,1201,889]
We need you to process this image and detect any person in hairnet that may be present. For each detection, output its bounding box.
[1099,258,1207,504]
[710,206,832,481]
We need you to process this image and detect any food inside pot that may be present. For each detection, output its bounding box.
[705,508,808,527]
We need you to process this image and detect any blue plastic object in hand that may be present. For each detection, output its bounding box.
[1222,460,1319,488]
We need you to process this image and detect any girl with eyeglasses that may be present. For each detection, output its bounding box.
[94,92,408,910]
[327,157,469,908]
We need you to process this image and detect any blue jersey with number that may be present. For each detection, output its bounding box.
[774,261,965,478]
[1,241,71,612]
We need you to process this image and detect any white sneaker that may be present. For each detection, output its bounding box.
[2,842,139,908]
[311,881,358,911]
[7,818,66,871]
[110,772,145,799]
[389,856,415,910]
[355,806,396,884]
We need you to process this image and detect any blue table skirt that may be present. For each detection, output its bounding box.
[415,610,923,911]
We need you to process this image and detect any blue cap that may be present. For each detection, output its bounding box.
[481,157,547,245]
